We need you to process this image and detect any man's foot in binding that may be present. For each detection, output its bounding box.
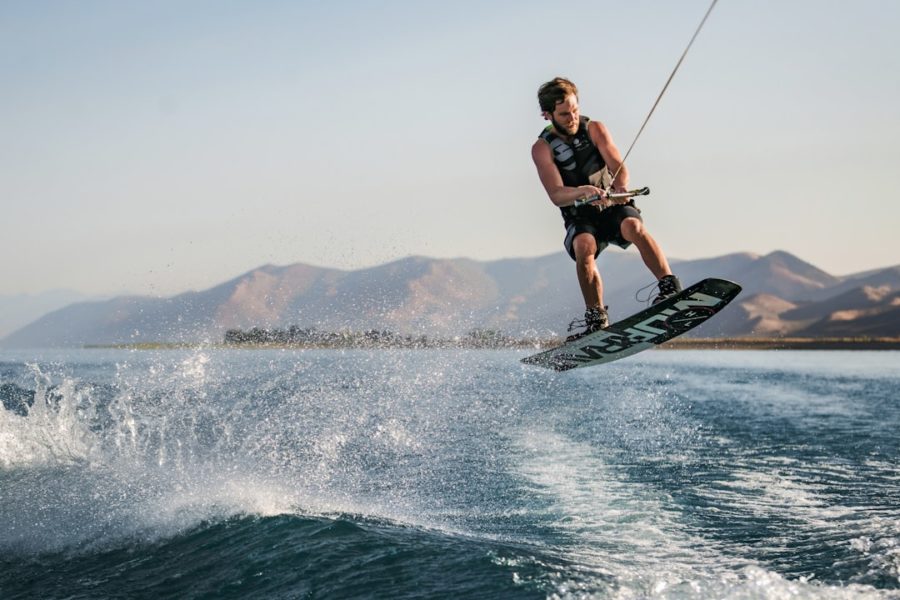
[566,306,609,342]
[652,275,683,304]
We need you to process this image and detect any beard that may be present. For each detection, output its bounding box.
[551,115,579,137]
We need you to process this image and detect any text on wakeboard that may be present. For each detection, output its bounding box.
[561,292,726,364]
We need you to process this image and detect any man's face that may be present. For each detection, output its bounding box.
[547,94,580,136]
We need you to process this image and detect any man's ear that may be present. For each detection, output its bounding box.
[541,111,550,121]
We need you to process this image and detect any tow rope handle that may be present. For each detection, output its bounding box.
[570,186,650,208]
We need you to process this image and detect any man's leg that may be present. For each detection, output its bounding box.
[572,232,604,308]
[620,217,672,279]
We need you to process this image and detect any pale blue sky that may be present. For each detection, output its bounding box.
[2,1,898,296]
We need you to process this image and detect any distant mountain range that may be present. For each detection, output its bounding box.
[0,290,96,338]
[3,251,899,347]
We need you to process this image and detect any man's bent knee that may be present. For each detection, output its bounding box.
[573,233,597,260]
[620,217,646,241]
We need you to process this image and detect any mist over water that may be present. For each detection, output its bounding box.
[1,348,899,599]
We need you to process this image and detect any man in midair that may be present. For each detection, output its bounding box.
[531,77,682,340]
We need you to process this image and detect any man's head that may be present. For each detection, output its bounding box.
[538,77,580,136]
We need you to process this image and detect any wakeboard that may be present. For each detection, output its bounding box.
[521,277,742,371]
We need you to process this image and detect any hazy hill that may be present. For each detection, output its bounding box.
[0,290,95,338]
[794,289,900,337]
[3,251,899,347]
[670,250,839,301]
[701,293,800,338]
[808,266,900,301]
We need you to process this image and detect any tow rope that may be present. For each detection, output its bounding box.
[611,0,719,185]
[566,0,719,209]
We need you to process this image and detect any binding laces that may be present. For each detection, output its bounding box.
[636,277,682,306]
[567,315,590,332]
[635,280,659,305]
[568,307,608,332]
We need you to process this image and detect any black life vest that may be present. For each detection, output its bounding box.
[538,116,609,226]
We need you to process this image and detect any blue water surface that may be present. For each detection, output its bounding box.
[1,348,898,599]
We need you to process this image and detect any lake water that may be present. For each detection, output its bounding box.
[1,348,899,599]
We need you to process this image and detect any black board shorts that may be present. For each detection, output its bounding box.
[563,201,643,261]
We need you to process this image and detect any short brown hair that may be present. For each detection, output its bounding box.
[537,77,578,113]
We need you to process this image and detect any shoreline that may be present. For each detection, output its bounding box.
[82,337,900,351]
[660,337,900,350]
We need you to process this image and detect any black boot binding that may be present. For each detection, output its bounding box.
[652,275,683,304]
[566,306,609,342]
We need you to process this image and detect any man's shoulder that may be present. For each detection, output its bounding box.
[536,124,555,140]
[533,127,554,149]
[532,136,550,155]
[585,118,607,133]
[531,136,555,166]
[586,119,612,146]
